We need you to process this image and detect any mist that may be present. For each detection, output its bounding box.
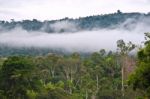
[0,18,149,53]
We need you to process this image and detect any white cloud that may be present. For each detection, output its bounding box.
[0,0,150,21]
[0,29,145,52]
[0,17,149,52]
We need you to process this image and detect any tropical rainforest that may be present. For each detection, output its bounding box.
[0,12,150,99]
[0,33,149,99]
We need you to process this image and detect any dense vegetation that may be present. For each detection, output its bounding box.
[0,45,67,56]
[128,33,150,98]
[1,34,150,99]
[0,11,150,98]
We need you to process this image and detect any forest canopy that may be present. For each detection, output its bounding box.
[1,34,150,99]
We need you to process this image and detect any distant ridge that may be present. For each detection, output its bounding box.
[0,11,150,33]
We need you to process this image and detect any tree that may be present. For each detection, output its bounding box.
[0,56,41,99]
[117,39,135,97]
[128,33,150,98]
[57,56,82,95]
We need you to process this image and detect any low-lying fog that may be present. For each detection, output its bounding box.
[0,18,149,53]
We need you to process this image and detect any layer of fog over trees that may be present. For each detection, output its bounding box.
[0,11,150,55]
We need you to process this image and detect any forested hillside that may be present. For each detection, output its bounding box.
[1,0,150,98]
[0,11,150,56]
[0,11,150,33]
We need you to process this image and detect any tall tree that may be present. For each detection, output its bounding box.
[117,39,135,97]
[128,33,150,98]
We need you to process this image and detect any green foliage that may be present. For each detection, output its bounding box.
[128,33,150,97]
[0,47,142,99]
[37,89,71,99]
[27,90,38,99]
[117,39,136,55]
[0,58,6,69]
[0,56,42,99]
[1,12,149,99]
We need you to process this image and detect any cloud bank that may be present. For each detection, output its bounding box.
[0,17,150,53]
[0,30,146,53]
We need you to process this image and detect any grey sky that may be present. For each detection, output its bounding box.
[0,0,150,21]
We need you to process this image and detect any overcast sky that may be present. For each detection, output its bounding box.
[0,0,150,21]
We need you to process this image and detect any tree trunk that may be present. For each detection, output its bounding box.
[51,70,55,78]
[69,87,72,94]
[121,66,124,97]
[91,95,96,99]
[121,56,126,97]
[85,90,88,99]
[96,75,99,91]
